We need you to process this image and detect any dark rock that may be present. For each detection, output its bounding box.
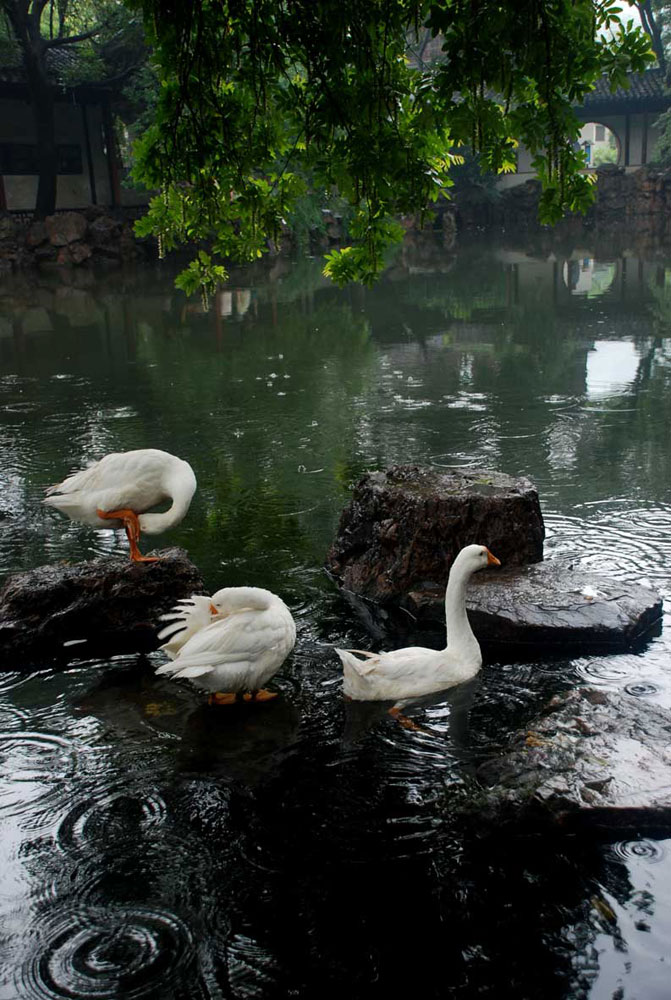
[45,211,87,247]
[69,241,92,265]
[326,465,544,603]
[0,215,18,241]
[405,559,663,654]
[25,220,47,248]
[88,215,122,246]
[0,548,205,666]
[471,687,671,834]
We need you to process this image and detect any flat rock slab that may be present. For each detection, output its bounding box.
[0,547,204,667]
[403,560,664,655]
[471,687,671,834]
[326,465,544,603]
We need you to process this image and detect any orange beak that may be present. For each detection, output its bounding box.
[486,549,501,566]
[209,602,219,615]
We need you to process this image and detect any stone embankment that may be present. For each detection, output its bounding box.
[0,208,155,270]
[455,164,671,252]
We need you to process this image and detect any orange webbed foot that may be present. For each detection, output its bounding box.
[389,706,421,731]
[208,692,238,706]
[242,689,278,702]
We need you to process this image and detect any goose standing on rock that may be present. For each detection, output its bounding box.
[335,544,500,721]
[155,586,296,704]
[44,449,197,562]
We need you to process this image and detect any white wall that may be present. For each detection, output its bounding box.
[0,97,144,211]
[497,110,660,190]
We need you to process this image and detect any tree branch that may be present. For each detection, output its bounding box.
[43,25,101,47]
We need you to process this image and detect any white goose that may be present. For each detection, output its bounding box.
[44,448,197,562]
[335,544,500,719]
[155,586,296,704]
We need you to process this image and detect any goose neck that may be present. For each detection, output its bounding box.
[444,567,477,654]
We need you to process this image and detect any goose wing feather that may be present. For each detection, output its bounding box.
[157,608,291,678]
[338,646,444,681]
[157,595,211,640]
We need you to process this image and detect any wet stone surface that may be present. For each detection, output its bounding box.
[0,547,204,665]
[326,465,545,602]
[408,560,664,655]
[471,686,671,835]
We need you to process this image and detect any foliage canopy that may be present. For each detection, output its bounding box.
[131,0,654,292]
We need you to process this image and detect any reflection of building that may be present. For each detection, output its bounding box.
[586,340,640,399]
[563,259,616,297]
[497,249,663,313]
[500,70,669,189]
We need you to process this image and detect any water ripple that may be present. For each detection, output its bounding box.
[0,702,30,730]
[544,506,671,584]
[0,731,78,828]
[56,786,167,854]
[17,904,199,1000]
[624,681,660,698]
[612,840,666,864]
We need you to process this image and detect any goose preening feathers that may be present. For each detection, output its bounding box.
[155,586,296,704]
[44,448,197,562]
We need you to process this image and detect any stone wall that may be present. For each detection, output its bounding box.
[455,165,671,249]
[0,208,156,271]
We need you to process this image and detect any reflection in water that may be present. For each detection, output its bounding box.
[586,340,640,399]
[0,243,671,997]
[563,258,617,297]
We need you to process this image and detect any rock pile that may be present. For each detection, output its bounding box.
[455,165,671,248]
[470,686,671,834]
[0,208,155,271]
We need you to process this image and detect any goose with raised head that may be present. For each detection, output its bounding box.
[44,448,197,562]
[335,544,500,716]
[155,586,296,704]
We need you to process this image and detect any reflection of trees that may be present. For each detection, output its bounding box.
[132,296,377,589]
[2,249,671,581]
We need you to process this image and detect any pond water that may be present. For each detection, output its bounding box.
[0,239,670,999]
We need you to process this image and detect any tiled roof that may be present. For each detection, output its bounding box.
[580,68,669,108]
[0,46,79,86]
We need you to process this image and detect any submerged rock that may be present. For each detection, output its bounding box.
[326,465,544,603]
[471,687,671,834]
[0,548,204,666]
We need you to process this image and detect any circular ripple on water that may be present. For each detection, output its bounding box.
[48,833,219,917]
[612,840,666,864]
[0,731,78,827]
[0,670,47,695]
[624,681,659,698]
[574,657,631,687]
[544,507,671,584]
[18,903,198,1000]
[56,786,167,854]
[0,702,29,730]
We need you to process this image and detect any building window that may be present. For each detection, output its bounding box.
[0,144,38,174]
[0,143,83,175]
[595,124,605,142]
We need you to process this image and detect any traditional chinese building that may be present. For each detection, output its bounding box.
[0,48,147,213]
[500,69,671,189]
